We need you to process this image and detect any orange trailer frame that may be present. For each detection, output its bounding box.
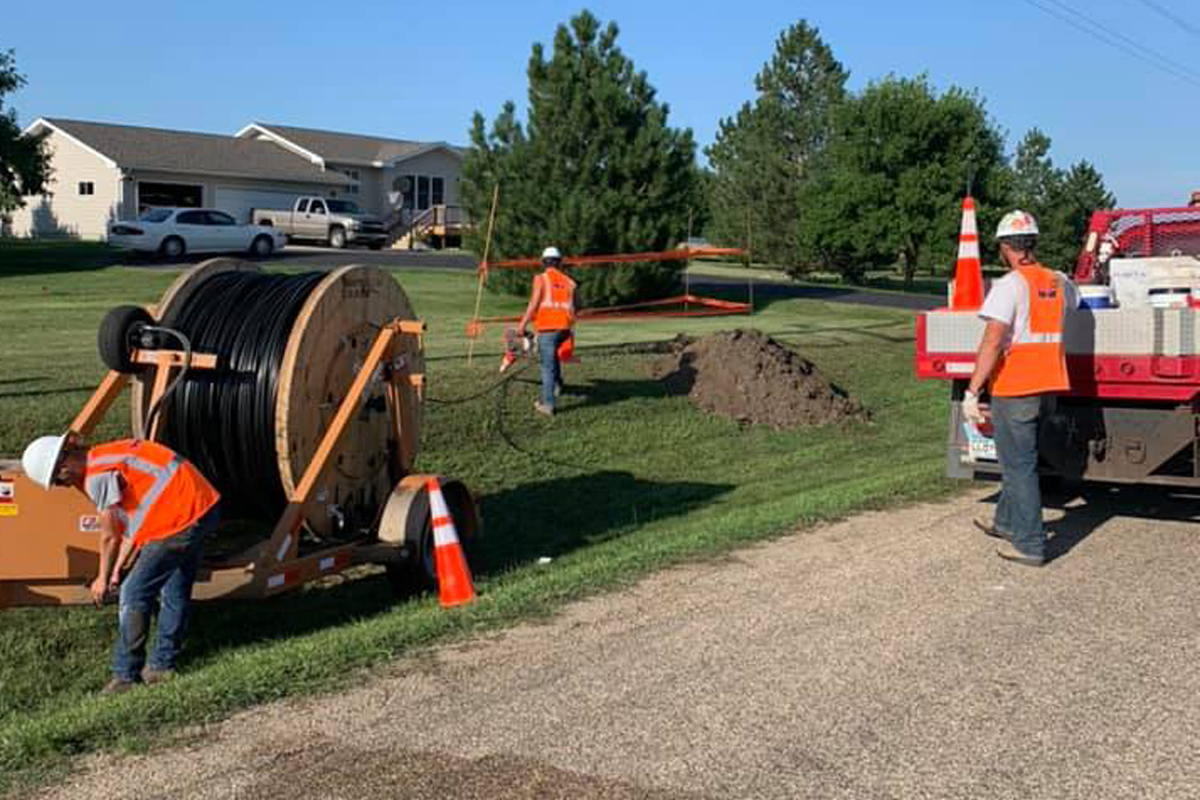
[0,318,477,608]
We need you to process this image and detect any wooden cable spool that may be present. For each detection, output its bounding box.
[132,258,423,538]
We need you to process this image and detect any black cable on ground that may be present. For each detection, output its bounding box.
[160,271,325,517]
[425,361,532,406]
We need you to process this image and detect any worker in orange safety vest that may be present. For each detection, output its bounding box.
[518,245,577,417]
[962,210,1078,567]
[21,432,220,693]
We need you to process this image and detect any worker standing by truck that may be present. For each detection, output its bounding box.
[519,246,577,417]
[21,432,220,693]
[961,211,1077,567]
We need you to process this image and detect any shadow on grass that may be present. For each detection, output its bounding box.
[0,386,95,399]
[0,241,125,276]
[184,470,732,666]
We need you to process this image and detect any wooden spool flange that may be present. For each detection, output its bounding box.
[275,264,421,537]
[133,259,422,538]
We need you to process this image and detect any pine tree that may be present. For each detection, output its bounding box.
[460,12,700,306]
[1008,129,1115,271]
[705,21,847,267]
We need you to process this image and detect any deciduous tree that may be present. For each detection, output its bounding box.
[0,50,50,215]
[796,75,1008,287]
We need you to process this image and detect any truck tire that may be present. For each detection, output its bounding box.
[328,226,346,249]
[368,241,385,251]
[97,305,153,373]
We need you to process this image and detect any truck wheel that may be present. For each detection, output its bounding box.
[250,235,274,259]
[159,236,185,260]
[97,305,153,373]
[368,242,385,251]
[328,227,346,249]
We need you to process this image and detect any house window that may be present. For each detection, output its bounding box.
[397,174,445,210]
[340,168,360,196]
[78,182,95,196]
[417,176,430,210]
[401,175,415,210]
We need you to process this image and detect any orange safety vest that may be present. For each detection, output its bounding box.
[534,267,576,332]
[990,264,1070,397]
[84,440,220,548]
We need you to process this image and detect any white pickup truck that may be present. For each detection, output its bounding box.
[251,197,389,250]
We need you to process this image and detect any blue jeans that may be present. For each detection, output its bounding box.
[112,506,217,681]
[991,396,1046,559]
[538,329,570,408]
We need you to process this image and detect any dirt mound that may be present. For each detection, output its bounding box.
[651,329,867,429]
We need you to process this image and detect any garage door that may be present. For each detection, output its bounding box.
[215,187,304,224]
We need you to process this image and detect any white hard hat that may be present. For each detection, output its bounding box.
[22,434,68,490]
[996,210,1039,239]
[541,246,562,262]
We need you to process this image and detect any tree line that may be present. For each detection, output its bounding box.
[1,17,1116,300]
[461,13,1116,300]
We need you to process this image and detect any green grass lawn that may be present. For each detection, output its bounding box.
[0,246,955,793]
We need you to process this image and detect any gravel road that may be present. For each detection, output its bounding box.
[36,485,1200,799]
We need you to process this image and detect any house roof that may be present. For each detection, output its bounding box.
[38,118,350,186]
[245,123,464,167]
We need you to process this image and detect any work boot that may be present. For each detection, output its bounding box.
[995,540,1045,567]
[101,677,137,695]
[141,666,177,685]
[972,518,1011,541]
[534,401,554,417]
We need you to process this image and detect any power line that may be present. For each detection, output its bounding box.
[1135,0,1200,40]
[1020,0,1200,89]
[1037,0,1200,84]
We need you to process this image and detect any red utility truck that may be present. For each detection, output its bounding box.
[916,197,1200,486]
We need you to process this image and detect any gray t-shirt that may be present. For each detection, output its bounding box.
[979,268,1078,351]
[84,471,123,512]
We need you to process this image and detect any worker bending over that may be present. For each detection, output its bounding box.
[22,432,220,693]
[519,245,577,416]
[962,210,1077,567]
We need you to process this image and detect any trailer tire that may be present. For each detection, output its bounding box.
[382,479,479,600]
[98,305,154,373]
[384,520,437,598]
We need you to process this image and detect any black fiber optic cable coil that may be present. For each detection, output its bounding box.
[159,271,325,517]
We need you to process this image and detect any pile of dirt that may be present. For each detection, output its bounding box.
[651,329,868,429]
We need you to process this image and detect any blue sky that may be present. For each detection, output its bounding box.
[6,0,1198,207]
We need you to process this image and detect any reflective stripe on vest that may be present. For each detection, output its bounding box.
[85,440,220,547]
[990,264,1070,397]
[88,452,183,541]
[535,268,576,332]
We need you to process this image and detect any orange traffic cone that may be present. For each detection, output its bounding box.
[951,196,984,310]
[426,477,476,608]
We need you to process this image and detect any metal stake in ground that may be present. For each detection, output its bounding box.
[467,184,500,367]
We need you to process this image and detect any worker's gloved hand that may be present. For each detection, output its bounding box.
[961,390,986,426]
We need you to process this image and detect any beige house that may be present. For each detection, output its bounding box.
[237,123,465,225]
[7,118,466,243]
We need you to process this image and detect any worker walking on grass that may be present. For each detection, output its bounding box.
[962,210,1077,567]
[22,432,220,693]
[519,245,577,417]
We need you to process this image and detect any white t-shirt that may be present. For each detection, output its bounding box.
[979,268,1078,350]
